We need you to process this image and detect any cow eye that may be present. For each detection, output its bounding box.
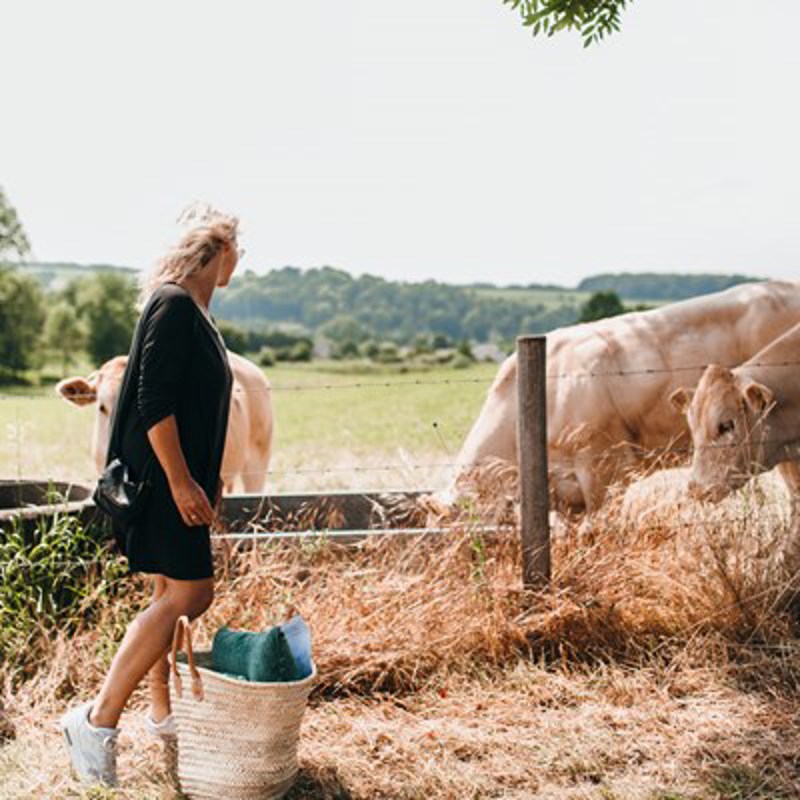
[99,404,108,415]
[717,419,735,437]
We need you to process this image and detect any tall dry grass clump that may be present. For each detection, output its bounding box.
[4,468,800,798]
[3,464,800,721]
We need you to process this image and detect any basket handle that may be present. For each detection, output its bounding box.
[170,614,205,701]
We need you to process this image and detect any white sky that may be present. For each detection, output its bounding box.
[3,1,799,287]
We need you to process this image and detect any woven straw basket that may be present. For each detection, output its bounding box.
[168,615,317,800]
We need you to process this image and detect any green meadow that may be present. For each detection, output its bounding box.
[0,361,499,494]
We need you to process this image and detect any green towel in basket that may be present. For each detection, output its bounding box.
[210,624,300,683]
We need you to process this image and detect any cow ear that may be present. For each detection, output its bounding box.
[743,381,774,414]
[55,376,97,407]
[669,387,694,415]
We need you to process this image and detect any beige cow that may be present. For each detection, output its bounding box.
[56,350,273,494]
[444,281,800,513]
[670,319,800,507]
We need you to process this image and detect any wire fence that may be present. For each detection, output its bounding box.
[0,356,795,486]
[2,355,800,402]
[2,354,796,545]
[1,506,792,573]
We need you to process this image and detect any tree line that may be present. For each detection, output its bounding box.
[211,266,582,345]
[577,272,757,301]
[0,184,762,381]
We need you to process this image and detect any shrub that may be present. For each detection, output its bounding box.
[360,340,380,359]
[452,353,474,369]
[257,346,277,367]
[337,340,360,359]
[375,342,402,363]
[216,320,249,354]
[456,339,475,360]
[286,340,312,362]
[0,497,127,670]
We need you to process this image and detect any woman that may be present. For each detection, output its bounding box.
[60,205,241,787]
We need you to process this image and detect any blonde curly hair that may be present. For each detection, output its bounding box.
[137,203,240,309]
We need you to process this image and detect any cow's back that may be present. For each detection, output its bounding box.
[550,281,800,451]
[450,280,800,507]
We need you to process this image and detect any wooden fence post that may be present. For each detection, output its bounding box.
[516,335,550,589]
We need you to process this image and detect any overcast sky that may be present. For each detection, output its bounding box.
[3,1,799,287]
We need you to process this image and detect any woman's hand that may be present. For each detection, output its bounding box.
[169,474,215,527]
[145,415,214,528]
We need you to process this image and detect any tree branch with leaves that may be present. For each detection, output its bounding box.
[504,0,632,46]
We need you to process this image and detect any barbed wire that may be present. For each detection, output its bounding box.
[543,358,800,381]
[0,375,492,401]
[3,356,800,402]
[1,432,795,486]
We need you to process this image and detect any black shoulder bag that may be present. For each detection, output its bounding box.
[92,307,158,526]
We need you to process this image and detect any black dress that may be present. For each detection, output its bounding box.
[108,280,233,580]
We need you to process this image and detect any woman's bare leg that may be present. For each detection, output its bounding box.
[147,575,171,723]
[88,574,214,729]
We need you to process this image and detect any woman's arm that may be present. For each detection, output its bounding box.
[147,414,214,527]
[136,291,214,527]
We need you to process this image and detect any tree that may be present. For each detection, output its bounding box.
[216,320,248,354]
[45,302,86,374]
[287,340,312,362]
[70,273,139,366]
[0,187,30,260]
[457,339,476,361]
[579,290,627,322]
[318,315,370,345]
[0,265,47,377]
[504,0,631,46]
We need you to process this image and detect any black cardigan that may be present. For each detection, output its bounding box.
[107,280,233,579]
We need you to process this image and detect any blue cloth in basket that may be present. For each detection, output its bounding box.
[281,616,313,679]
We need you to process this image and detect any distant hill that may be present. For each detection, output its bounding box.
[13,261,137,292]
[577,272,760,301]
[211,266,571,342]
[8,261,765,344]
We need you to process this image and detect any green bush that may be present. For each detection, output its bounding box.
[335,340,360,359]
[374,342,402,364]
[457,339,475,361]
[360,340,380,359]
[257,345,277,367]
[0,497,127,665]
[217,319,249,354]
[286,340,312,362]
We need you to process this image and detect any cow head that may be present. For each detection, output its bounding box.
[55,356,129,474]
[670,364,775,502]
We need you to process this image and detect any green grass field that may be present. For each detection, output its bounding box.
[0,361,499,494]
[469,286,589,309]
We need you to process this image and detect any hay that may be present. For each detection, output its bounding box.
[3,465,800,797]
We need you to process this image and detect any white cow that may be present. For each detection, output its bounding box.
[670,319,800,510]
[57,350,273,494]
[444,281,800,513]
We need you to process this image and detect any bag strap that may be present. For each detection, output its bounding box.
[105,300,159,477]
[170,614,205,701]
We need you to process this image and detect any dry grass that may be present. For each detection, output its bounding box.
[2,469,800,798]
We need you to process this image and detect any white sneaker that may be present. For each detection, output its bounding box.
[145,711,177,740]
[59,700,119,787]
